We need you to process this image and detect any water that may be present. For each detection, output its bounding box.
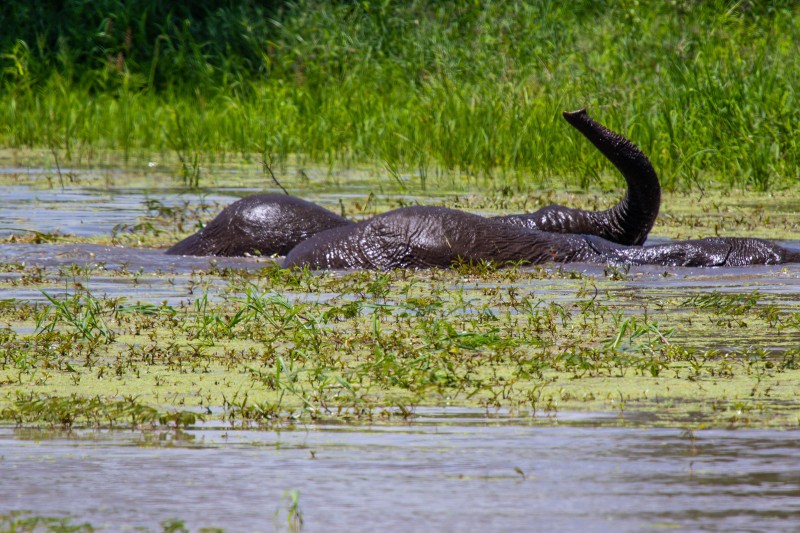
[0,184,343,238]
[2,411,800,532]
[2,181,800,532]
[0,183,438,239]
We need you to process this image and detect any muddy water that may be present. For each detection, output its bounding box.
[1,181,798,295]
[0,182,438,239]
[2,242,800,303]
[0,184,347,238]
[3,182,800,531]
[3,411,800,532]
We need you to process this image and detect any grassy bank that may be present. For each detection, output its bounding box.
[1,1,799,191]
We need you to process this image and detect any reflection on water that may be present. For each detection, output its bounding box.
[0,242,271,273]
[2,410,800,532]
[0,186,209,238]
[0,243,274,307]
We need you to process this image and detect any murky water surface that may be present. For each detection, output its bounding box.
[0,184,354,238]
[3,181,800,531]
[3,410,800,532]
[1,182,799,300]
[2,242,800,307]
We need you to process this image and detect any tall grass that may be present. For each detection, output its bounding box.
[1,1,799,191]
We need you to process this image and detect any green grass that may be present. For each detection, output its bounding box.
[0,511,95,533]
[0,511,221,533]
[1,1,799,191]
[2,262,800,429]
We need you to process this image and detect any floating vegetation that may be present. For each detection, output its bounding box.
[1,262,800,429]
[0,392,200,430]
[0,511,95,533]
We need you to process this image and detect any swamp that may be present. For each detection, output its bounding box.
[2,1,800,531]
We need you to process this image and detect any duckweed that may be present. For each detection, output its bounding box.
[1,260,799,429]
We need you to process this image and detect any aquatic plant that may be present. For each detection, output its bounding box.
[35,289,114,343]
[275,489,304,533]
[1,262,800,428]
[0,392,200,429]
[0,511,95,533]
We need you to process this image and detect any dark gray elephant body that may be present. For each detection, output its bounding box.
[587,235,799,267]
[284,206,602,269]
[284,205,800,270]
[165,194,350,257]
[166,109,661,257]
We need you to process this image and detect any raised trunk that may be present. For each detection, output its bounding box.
[494,109,661,246]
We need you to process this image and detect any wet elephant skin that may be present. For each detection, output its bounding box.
[166,109,660,257]
[493,109,660,246]
[283,205,800,270]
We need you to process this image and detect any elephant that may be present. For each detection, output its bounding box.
[166,109,660,257]
[283,205,800,270]
[165,194,350,257]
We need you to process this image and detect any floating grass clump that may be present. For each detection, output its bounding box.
[0,511,95,533]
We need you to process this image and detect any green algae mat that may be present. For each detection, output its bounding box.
[2,257,799,430]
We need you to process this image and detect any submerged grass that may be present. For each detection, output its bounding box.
[0,511,95,533]
[0,510,218,533]
[1,261,799,429]
[1,2,800,191]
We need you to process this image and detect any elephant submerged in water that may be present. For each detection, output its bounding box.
[165,194,351,257]
[166,109,661,257]
[283,205,799,269]
[167,108,799,269]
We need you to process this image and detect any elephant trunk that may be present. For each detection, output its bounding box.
[562,109,661,246]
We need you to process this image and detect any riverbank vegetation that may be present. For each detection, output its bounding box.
[1,1,799,191]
